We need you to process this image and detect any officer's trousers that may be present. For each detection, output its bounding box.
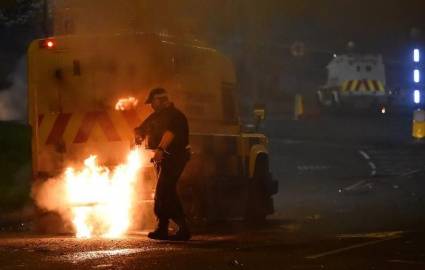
[153,152,189,222]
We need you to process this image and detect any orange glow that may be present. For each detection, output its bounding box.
[115,97,139,111]
[64,149,148,238]
[46,41,54,48]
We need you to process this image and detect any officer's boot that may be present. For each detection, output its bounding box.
[148,219,169,240]
[169,218,191,241]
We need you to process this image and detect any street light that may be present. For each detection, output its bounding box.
[414,49,420,63]
[414,69,420,83]
[414,90,421,104]
[412,47,422,106]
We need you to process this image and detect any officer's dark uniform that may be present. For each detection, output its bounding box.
[135,98,190,238]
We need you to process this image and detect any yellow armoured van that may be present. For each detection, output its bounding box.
[28,33,278,221]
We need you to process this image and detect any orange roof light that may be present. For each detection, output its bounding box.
[47,41,54,48]
[39,39,56,49]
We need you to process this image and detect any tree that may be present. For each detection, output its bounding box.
[0,0,44,27]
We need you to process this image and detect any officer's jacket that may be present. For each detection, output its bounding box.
[135,103,189,155]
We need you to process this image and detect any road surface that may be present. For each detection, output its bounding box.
[1,114,425,269]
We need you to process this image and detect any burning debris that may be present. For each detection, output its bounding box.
[33,149,150,238]
[115,97,139,111]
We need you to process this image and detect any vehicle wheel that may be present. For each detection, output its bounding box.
[244,155,270,223]
[33,209,69,234]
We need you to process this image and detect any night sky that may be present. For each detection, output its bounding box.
[1,0,422,56]
[1,0,425,91]
[215,0,425,57]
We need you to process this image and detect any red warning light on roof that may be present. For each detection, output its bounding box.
[39,39,56,49]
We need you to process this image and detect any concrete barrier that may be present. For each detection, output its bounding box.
[294,94,304,120]
[412,109,425,139]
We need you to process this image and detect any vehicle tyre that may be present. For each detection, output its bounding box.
[33,209,69,234]
[244,155,271,223]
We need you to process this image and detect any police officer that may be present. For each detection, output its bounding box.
[135,88,191,241]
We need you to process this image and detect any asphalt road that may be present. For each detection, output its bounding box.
[1,226,425,269]
[1,114,425,269]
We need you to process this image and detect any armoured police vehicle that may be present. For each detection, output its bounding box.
[28,33,278,224]
[317,54,388,112]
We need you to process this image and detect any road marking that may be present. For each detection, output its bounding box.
[305,236,401,260]
[337,231,404,239]
[368,162,377,176]
[358,150,376,176]
[297,165,331,171]
[343,180,367,191]
[388,259,425,265]
[400,169,423,177]
[358,150,371,160]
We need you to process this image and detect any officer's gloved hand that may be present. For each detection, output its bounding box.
[134,134,144,145]
[152,148,165,163]
[134,126,144,143]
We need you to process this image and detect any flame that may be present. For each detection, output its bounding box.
[115,97,139,111]
[64,149,146,238]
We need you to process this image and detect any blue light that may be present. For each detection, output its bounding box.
[414,90,421,104]
[414,69,421,83]
[414,49,420,63]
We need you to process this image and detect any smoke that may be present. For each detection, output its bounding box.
[51,0,204,36]
[31,176,72,220]
[31,149,155,235]
[0,57,27,121]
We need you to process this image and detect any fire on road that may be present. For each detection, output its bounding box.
[33,149,152,239]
